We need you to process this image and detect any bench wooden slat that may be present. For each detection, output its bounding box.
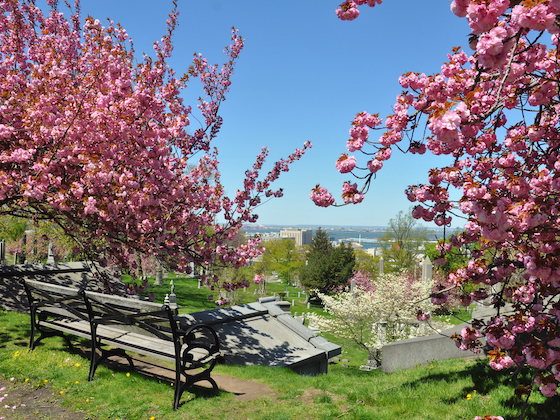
[85,290,164,312]
[1,267,88,278]
[39,319,92,340]
[37,305,90,321]
[25,279,82,296]
[39,319,175,358]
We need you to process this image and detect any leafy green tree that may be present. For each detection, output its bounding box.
[0,216,28,243]
[353,248,380,280]
[0,216,29,263]
[300,228,355,294]
[309,228,332,254]
[379,210,427,273]
[256,238,305,284]
[0,216,83,263]
[424,241,469,276]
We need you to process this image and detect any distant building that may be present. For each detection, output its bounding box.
[279,229,312,247]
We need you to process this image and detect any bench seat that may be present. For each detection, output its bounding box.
[39,318,213,363]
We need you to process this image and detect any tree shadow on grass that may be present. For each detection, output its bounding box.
[443,361,512,402]
[49,337,227,403]
[401,360,507,396]
[402,360,560,419]
[505,394,560,419]
[0,332,12,349]
[0,311,30,348]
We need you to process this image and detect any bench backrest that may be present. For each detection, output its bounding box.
[25,279,177,342]
[24,279,89,322]
[83,290,177,342]
[1,262,128,312]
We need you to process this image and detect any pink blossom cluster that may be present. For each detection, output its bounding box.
[311,110,380,205]
[452,327,482,352]
[335,154,356,173]
[451,0,509,34]
[310,185,336,207]
[221,279,249,292]
[323,0,560,398]
[348,270,375,292]
[488,350,514,371]
[475,24,513,68]
[215,296,230,306]
[473,417,503,420]
[347,111,381,152]
[416,310,430,322]
[336,0,382,21]
[0,1,309,294]
[341,181,364,204]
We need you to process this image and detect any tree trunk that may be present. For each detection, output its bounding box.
[368,348,381,368]
[155,259,163,286]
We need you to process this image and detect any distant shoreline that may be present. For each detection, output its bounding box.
[242,225,454,250]
[242,224,463,232]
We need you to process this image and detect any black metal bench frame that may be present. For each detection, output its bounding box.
[23,279,220,409]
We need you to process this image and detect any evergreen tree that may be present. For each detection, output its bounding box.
[300,229,355,294]
[330,243,355,287]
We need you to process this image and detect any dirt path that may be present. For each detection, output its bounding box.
[0,378,86,420]
[204,373,276,401]
[106,354,277,401]
[0,365,275,419]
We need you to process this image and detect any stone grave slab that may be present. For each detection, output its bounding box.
[179,299,341,375]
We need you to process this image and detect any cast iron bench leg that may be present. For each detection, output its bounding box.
[89,326,135,381]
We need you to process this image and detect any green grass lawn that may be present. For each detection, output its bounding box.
[139,274,326,317]
[1,310,556,419]
[1,277,558,418]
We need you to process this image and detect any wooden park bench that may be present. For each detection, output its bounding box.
[23,278,221,409]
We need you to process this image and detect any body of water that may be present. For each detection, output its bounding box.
[244,227,389,249]
[243,226,446,250]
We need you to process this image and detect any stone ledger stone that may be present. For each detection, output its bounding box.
[179,298,341,375]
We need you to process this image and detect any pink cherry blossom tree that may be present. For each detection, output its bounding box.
[315,0,560,398]
[0,0,309,291]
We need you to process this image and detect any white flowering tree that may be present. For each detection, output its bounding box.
[308,272,438,366]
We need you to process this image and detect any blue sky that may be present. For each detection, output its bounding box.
[77,1,470,227]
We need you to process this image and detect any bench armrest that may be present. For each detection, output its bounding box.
[177,324,220,357]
